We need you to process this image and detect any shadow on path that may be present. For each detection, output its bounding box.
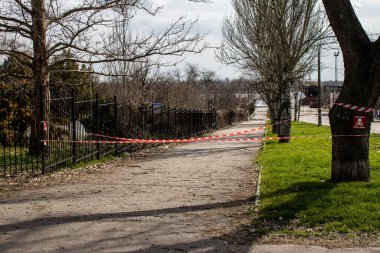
[0,199,251,234]
[0,118,272,253]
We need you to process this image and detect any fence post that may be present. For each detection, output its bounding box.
[167,107,171,137]
[200,110,203,132]
[192,109,194,136]
[206,110,209,131]
[196,110,198,134]
[215,109,218,129]
[39,84,46,174]
[213,108,217,130]
[189,109,192,137]
[161,105,164,140]
[95,93,100,160]
[71,89,77,164]
[186,109,188,137]
[186,109,189,137]
[182,110,185,138]
[190,109,193,136]
[174,108,177,138]
[199,110,202,133]
[151,104,154,137]
[114,96,118,156]
[141,104,145,138]
[129,103,133,137]
[204,111,206,131]
[194,110,197,135]
[201,110,203,133]
[183,109,186,138]
[180,110,184,138]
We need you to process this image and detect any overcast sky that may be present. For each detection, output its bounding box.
[133,0,380,81]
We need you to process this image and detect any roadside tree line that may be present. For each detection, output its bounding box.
[219,0,380,182]
[218,0,330,137]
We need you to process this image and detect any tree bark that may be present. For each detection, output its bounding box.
[330,106,371,181]
[294,92,299,122]
[278,67,291,143]
[270,108,278,134]
[329,62,375,182]
[268,101,281,134]
[29,0,49,156]
[322,0,380,181]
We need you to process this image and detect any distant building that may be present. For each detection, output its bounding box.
[303,81,343,108]
[303,85,319,108]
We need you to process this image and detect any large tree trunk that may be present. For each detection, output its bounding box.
[29,65,49,156]
[29,0,49,156]
[278,67,291,143]
[329,105,371,181]
[268,100,281,134]
[329,62,376,182]
[294,92,299,122]
[322,0,380,181]
[271,112,280,134]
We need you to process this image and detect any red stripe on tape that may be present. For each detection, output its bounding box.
[334,103,374,112]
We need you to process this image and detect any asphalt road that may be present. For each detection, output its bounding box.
[298,106,380,133]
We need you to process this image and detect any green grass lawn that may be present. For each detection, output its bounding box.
[256,122,380,236]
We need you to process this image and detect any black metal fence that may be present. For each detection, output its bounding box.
[1,91,246,177]
[140,105,217,140]
[1,121,41,177]
[44,93,217,174]
[0,86,41,177]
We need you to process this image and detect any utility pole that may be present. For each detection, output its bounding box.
[318,46,322,126]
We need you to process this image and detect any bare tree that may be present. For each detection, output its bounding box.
[0,0,206,152]
[322,0,380,181]
[139,64,247,112]
[217,0,280,132]
[218,0,329,139]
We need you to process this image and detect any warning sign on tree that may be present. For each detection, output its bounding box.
[353,116,367,129]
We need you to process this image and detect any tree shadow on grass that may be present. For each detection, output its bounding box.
[247,181,338,238]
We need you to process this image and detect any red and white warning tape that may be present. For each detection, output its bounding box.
[45,121,270,142]
[46,133,376,145]
[46,135,318,144]
[334,103,374,113]
[44,119,311,145]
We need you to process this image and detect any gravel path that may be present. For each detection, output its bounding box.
[0,110,267,252]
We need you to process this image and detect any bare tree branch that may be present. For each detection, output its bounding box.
[13,0,33,14]
[322,0,371,58]
[0,0,206,79]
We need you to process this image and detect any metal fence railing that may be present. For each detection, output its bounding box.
[0,86,41,177]
[1,121,41,177]
[1,90,246,177]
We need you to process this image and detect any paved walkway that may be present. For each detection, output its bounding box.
[1,108,379,252]
[0,110,267,252]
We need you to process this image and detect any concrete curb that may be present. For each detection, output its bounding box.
[248,245,380,253]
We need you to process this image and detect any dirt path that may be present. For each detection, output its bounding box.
[0,110,267,252]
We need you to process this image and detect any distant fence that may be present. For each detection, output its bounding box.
[1,91,246,177]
